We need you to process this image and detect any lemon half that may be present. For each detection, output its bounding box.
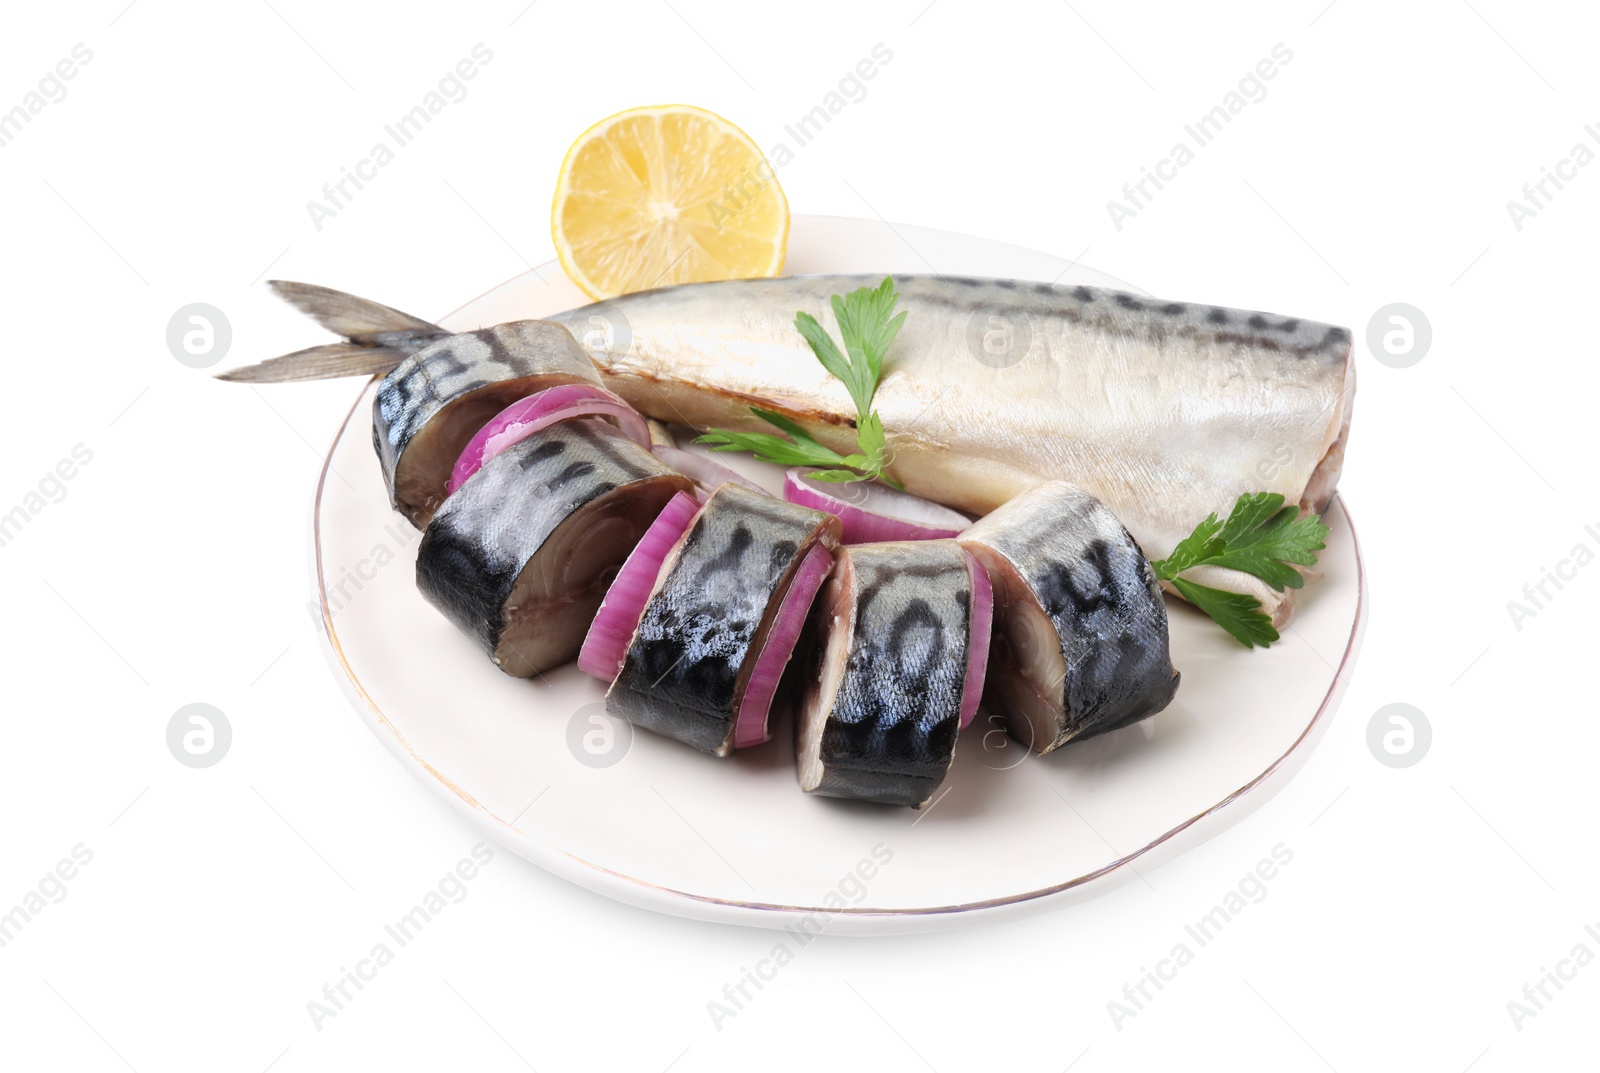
[552,104,788,300]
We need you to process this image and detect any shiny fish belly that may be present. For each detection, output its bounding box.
[797,541,972,807]
[607,484,839,757]
[415,419,690,677]
[961,482,1178,754]
[375,320,599,527]
[549,275,1353,624]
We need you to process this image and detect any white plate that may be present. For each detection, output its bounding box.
[311,215,1365,934]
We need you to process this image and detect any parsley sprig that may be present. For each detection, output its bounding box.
[1151,492,1330,648]
[695,277,904,487]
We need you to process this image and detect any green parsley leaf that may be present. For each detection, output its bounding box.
[793,312,859,410]
[694,407,853,470]
[1207,495,1328,591]
[1151,512,1225,581]
[1152,491,1329,649]
[854,411,885,463]
[692,429,838,469]
[851,413,905,490]
[827,276,905,417]
[1170,578,1280,649]
[747,407,827,447]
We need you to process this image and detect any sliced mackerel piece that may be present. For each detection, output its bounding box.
[414,419,691,678]
[373,320,600,527]
[796,540,974,808]
[606,484,841,757]
[959,481,1178,755]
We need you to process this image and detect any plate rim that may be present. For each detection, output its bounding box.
[310,217,1366,929]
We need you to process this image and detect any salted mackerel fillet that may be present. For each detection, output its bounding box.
[415,420,691,677]
[607,484,841,757]
[545,276,1354,625]
[226,276,1353,623]
[960,482,1178,754]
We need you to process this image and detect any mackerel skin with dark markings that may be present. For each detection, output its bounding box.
[797,541,972,808]
[415,419,690,678]
[960,481,1178,755]
[607,484,840,757]
[374,320,599,527]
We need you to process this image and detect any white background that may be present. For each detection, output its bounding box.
[2,1,1596,1069]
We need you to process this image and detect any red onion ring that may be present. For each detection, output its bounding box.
[448,384,651,494]
[734,541,834,748]
[960,550,994,729]
[652,445,769,502]
[782,468,971,544]
[576,491,701,681]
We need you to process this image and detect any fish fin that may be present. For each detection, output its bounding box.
[212,343,408,383]
[267,280,443,342]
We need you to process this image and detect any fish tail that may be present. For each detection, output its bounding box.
[212,281,449,383]
[212,343,412,383]
[266,281,442,342]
